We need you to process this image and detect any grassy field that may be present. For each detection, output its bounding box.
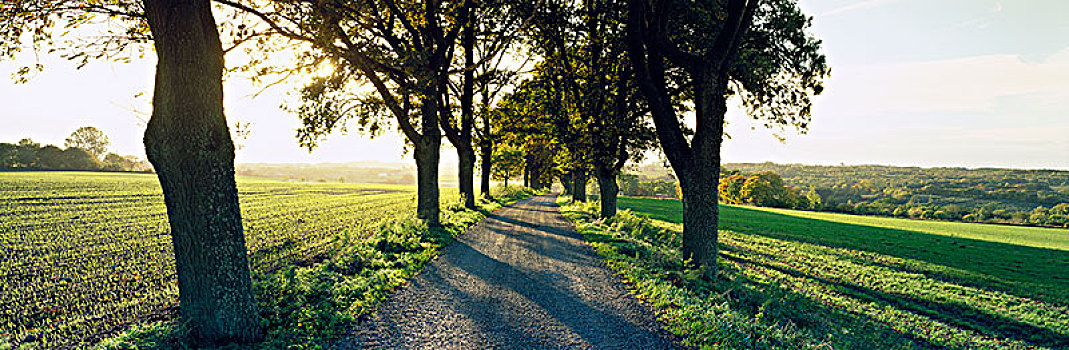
[624,198,1069,250]
[0,171,464,347]
[563,197,1069,349]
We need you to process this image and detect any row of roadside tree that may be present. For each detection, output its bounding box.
[2,0,826,345]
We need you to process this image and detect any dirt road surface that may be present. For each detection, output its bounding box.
[338,195,685,349]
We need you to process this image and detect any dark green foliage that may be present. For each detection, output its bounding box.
[492,79,561,189]
[0,137,148,171]
[14,139,39,167]
[719,171,811,210]
[490,145,525,187]
[527,0,655,215]
[58,147,100,169]
[34,145,98,169]
[35,145,67,168]
[725,163,1069,227]
[65,126,110,159]
[617,173,676,197]
[0,143,16,167]
[625,0,829,276]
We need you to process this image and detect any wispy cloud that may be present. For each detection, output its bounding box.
[820,0,898,17]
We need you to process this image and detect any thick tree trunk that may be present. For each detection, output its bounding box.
[624,0,752,279]
[560,172,572,196]
[141,0,261,344]
[681,70,728,275]
[676,167,719,274]
[572,170,588,202]
[531,167,541,189]
[457,145,476,209]
[414,128,442,226]
[596,167,618,218]
[414,141,441,226]
[416,78,443,226]
[480,140,492,199]
[523,161,530,187]
[455,8,477,209]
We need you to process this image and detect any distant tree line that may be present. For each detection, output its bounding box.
[720,163,1069,228]
[235,163,415,185]
[0,127,151,172]
[618,173,677,197]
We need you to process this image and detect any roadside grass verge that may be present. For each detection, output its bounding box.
[559,196,1069,350]
[93,187,540,350]
[620,198,1069,306]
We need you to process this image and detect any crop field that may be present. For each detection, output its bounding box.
[0,171,459,346]
[603,197,1069,348]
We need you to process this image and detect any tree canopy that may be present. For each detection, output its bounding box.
[4,0,829,288]
[625,0,827,275]
[65,126,110,159]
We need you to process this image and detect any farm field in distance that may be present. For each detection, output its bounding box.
[616,196,1069,348]
[0,171,459,347]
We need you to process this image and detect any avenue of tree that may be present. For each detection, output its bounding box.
[1,0,826,345]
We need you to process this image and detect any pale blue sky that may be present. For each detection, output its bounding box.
[723,0,1069,169]
[1,0,1067,169]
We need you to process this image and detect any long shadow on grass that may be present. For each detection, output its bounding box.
[710,261,945,349]
[723,248,1069,348]
[618,198,1069,307]
[575,215,942,348]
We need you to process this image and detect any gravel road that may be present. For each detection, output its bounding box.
[337,195,686,350]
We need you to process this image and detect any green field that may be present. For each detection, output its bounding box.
[0,171,461,346]
[577,197,1069,348]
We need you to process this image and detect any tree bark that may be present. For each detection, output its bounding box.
[572,170,588,202]
[624,0,754,278]
[676,168,719,266]
[531,166,542,189]
[560,171,572,196]
[681,69,728,272]
[596,166,619,218]
[414,142,441,226]
[457,145,477,208]
[416,79,443,226]
[416,148,442,227]
[479,138,493,199]
[523,158,530,187]
[141,0,261,344]
[454,4,478,209]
